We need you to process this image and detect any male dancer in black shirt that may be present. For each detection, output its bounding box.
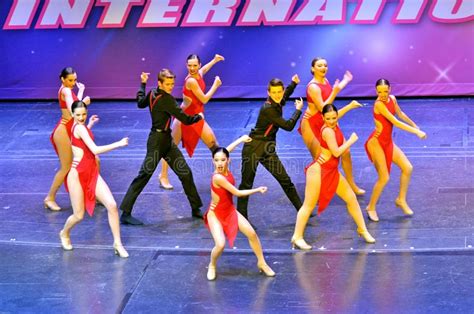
[120,69,204,225]
[237,75,304,223]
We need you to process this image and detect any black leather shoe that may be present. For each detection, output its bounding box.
[192,208,203,219]
[120,213,144,225]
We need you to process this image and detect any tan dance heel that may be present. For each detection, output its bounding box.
[113,243,129,258]
[258,263,276,277]
[366,207,379,222]
[353,187,366,196]
[395,199,414,216]
[357,229,376,244]
[291,237,312,251]
[59,230,73,251]
[158,175,173,190]
[207,265,216,281]
[44,199,61,211]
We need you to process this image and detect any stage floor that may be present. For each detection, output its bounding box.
[0,97,473,313]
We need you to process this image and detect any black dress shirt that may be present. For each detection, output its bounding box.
[137,83,202,131]
[249,81,302,141]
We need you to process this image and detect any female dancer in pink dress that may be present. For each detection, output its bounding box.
[159,54,224,189]
[44,67,93,211]
[59,101,129,258]
[292,104,375,250]
[299,57,365,195]
[365,79,427,221]
[204,135,275,280]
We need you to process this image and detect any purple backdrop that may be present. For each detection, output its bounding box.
[1,0,473,99]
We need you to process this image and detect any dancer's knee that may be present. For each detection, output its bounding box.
[379,174,390,186]
[403,163,413,175]
[73,212,84,222]
[345,192,358,206]
[247,230,258,242]
[105,201,118,213]
[58,164,71,174]
[214,240,226,252]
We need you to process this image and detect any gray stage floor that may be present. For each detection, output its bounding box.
[0,98,473,313]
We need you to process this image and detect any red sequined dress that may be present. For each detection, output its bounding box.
[50,86,78,155]
[298,78,333,142]
[181,74,206,157]
[305,125,344,215]
[365,97,396,173]
[65,124,99,216]
[204,171,239,248]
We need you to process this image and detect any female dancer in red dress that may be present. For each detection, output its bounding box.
[292,104,375,250]
[300,57,365,195]
[159,54,223,189]
[365,79,427,221]
[59,101,129,258]
[44,67,92,211]
[205,135,275,280]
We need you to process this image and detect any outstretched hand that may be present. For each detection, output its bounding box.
[295,97,304,111]
[88,114,99,124]
[119,137,129,147]
[292,74,300,84]
[258,186,268,194]
[140,72,150,83]
[334,70,353,90]
[348,100,363,110]
[349,132,359,143]
[417,130,427,139]
[240,135,252,143]
[82,96,91,105]
[214,54,225,62]
[213,76,222,87]
[76,82,85,91]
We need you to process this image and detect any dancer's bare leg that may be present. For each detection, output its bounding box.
[237,212,275,276]
[206,210,226,280]
[366,138,390,221]
[392,145,414,215]
[300,119,320,159]
[95,175,128,257]
[292,163,321,249]
[45,126,72,210]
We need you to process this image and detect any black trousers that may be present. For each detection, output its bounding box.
[120,131,202,215]
[237,139,302,218]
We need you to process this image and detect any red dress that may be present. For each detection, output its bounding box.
[50,87,78,155]
[181,74,206,157]
[365,97,396,174]
[305,125,344,215]
[298,79,332,142]
[65,124,99,217]
[204,171,239,248]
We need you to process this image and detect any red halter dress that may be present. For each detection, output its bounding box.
[65,124,99,217]
[298,79,333,142]
[306,125,344,215]
[50,87,78,155]
[365,97,396,173]
[181,74,206,157]
[204,171,239,248]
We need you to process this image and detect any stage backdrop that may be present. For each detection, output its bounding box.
[0,0,473,99]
